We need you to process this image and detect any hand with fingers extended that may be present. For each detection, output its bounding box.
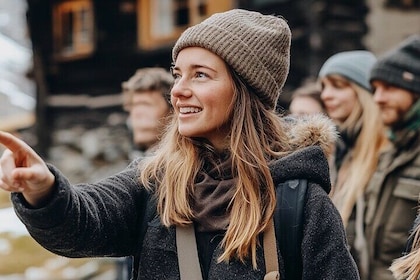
[0,131,55,207]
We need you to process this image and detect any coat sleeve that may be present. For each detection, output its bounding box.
[11,159,149,258]
[301,183,360,280]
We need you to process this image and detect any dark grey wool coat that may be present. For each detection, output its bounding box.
[11,117,360,280]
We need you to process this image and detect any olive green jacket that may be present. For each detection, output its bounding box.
[364,122,420,280]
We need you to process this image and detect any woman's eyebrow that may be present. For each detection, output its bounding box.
[173,63,217,73]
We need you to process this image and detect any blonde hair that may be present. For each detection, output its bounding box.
[331,82,389,226]
[390,221,420,279]
[140,68,290,268]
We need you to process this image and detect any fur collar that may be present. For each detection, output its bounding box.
[283,114,338,159]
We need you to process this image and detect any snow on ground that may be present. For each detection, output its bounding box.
[0,207,28,236]
[0,33,32,74]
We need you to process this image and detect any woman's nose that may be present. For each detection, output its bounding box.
[320,86,334,100]
[171,77,192,99]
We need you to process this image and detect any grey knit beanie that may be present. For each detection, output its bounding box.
[370,35,420,95]
[318,50,377,91]
[172,9,291,110]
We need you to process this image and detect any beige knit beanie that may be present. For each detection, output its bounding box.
[172,9,291,110]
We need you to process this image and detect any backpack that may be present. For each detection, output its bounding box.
[132,178,308,279]
[275,179,307,279]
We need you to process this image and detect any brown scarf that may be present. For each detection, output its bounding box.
[191,150,236,232]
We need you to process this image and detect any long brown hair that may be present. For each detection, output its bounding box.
[140,67,290,268]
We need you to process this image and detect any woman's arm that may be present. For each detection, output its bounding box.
[12,160,148,258]
[0,131,148,258]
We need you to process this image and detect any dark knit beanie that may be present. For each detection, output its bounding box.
[370,35,420,95]
[172,9,291,110]
[318,50,377,91]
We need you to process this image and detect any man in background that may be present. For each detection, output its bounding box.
[117,67,173,279]
[122,67,173,159]
[364,34,420,280]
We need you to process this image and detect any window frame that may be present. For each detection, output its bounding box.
[137,0,233,50]
[53,0,95,61]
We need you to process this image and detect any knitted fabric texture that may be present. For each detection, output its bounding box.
[172,9,291,110]
[318,50,377,91]
[370,35,420,95]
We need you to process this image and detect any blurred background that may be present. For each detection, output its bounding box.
[0,0,419,279]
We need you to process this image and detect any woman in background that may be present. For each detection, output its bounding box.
[289,80,325,116]
[318,50,390,279]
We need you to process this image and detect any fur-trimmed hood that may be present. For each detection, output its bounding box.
[283,113,337,160]
[269,114,337,194]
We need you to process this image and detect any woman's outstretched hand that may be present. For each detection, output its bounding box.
[0,131,55,207]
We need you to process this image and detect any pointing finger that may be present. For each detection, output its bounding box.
[0,131,32,154]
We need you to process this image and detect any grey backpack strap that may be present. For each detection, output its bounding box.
[176,224,204,280]
[264,219,280,280]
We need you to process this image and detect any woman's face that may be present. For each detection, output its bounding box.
[320,75,358,123]
[171,47,234,151]
[289,96,324,116]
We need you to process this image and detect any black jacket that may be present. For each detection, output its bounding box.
[12,115,359,279]
[12,145,358,279]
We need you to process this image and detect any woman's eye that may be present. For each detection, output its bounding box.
[172,72,181,80]
[196,72,208,78]
[332,81,348,89]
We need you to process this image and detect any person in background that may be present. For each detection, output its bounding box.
[0,9,359,279]
[288,80,335,182]
[318,50,390,279]
[121,67,174,159]
[117,67,173,279]
[366,34,420,280]
[289,80,325,116]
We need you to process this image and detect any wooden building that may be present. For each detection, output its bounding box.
[26,0,370,156]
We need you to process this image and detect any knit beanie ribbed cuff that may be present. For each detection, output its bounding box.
[318,50,377,91]
[370,35,420,95]
[370,62,420,94]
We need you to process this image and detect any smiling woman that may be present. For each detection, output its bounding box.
[0,9,359,280]
[170,47,235,151]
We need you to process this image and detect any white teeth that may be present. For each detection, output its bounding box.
[179,107,202,113]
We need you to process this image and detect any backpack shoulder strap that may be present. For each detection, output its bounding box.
[132,180,307,279]
[274,179,308,279]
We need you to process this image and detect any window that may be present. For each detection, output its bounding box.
[53,0,95,60]
[137,0,234,50]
